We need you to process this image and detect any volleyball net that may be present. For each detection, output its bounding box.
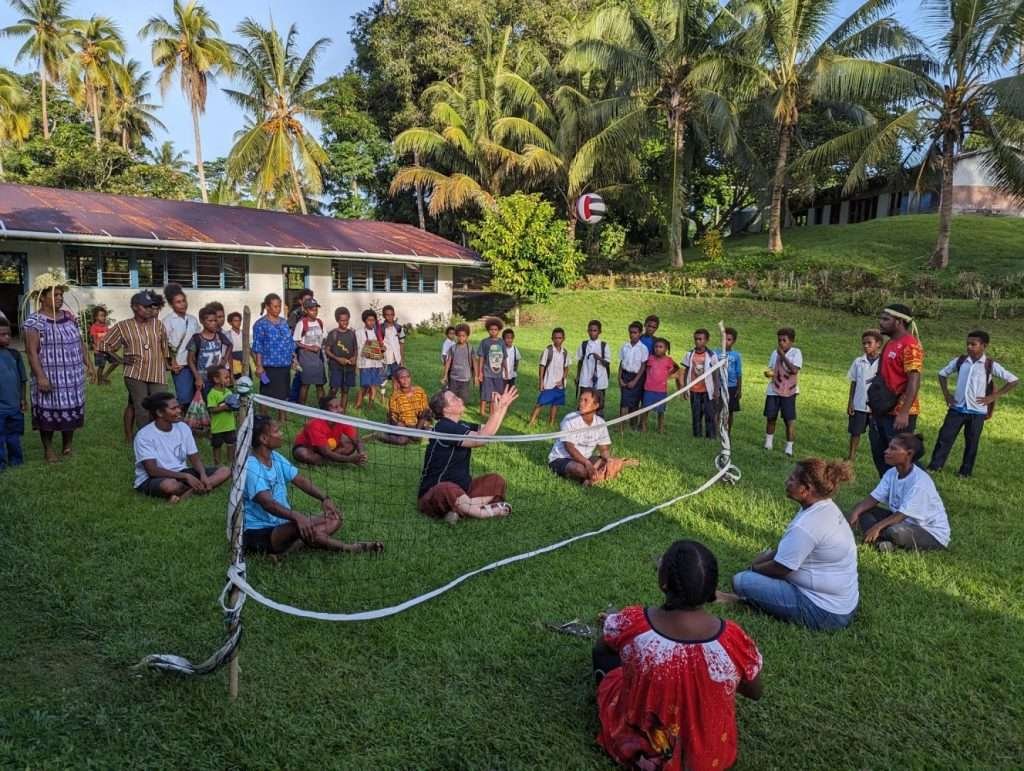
[136,322,740,688]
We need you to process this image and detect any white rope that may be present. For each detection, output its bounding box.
[251,356,729,443]
[226,456,740,622]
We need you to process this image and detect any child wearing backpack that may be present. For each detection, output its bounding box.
[292,298,327,407]
[680,328,720,439]
[501,328,521,388]
[576,320,610,416]
[529,328,569,427]
[927,330,1018,478]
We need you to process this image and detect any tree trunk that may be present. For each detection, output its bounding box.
[413,149,426,229]
[930,139,955,269]
[768,122,793,254]
[192,103,208,203]
[40,61,50,141]
[668,103,686,268]
[121,127,128,152]
[288,148,308,215]
[513,304,520,327]
[567,205,578,241]
[0,150,5,180]
[90,88,102,149]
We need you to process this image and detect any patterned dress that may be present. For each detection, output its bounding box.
[23,310,86,432]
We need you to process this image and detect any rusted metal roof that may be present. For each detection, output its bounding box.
[0,183,481,264]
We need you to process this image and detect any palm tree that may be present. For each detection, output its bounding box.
[147,139,189,170]
[0,69,30,178]
[564,0,745,267]
[141,1,234,203]
[64,15,124,148]
[106,58,166,151]
[799,0,1024,268]
[3,0,72,141]
[223,19,329,215]
[751,0,920,253]
[390,27,540,217]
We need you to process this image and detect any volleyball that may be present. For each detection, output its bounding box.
[575,192,606,224]
[235,376,254,395]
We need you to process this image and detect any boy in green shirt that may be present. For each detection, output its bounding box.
[206,365,238,464]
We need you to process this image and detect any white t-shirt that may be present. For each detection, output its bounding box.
[503,344,521,380]
[163,312,201,367]
[227,327,244,353]
[938,354,1018,414]
[539,345,570,390]
[133,421,199,488]
[847,354,879,413]
[870,466,951,546]
[441,337,455,364]
[381,322,405,365]
[292,317,325,349]
[549,411,612,462]
[774,499,859,615]
[577,339,610,390]
[766,348,804,396]
[619,341,649,375]
[355,327,384,370]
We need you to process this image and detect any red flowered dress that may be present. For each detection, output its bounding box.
[596,606,762,771]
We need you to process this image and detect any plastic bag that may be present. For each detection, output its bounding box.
[185,391,210,434]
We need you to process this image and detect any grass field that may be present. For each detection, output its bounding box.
[3,290,1023,769]
[726,213,1024,278]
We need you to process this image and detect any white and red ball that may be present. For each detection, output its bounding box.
[575,193,606,224]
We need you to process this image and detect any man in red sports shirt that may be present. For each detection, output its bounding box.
[869,304,923,475]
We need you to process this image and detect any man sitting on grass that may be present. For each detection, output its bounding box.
[548,388,638,485]
[132,391,230,503]
[380,367,433,445]
[243,415,383,557]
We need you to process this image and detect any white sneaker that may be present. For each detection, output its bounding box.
[784,442,794,456]
[764,435,774,450]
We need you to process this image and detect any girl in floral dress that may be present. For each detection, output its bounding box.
[593,541,763,771]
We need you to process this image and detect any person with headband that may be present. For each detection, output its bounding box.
[867,304,924,476]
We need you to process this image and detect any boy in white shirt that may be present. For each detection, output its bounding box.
[548,389,637,485]
[576,319,611,416]
[927,330,1018,477]
[379,304,406,397]
[846,330,881,462]
[440,326,456,370]
[501,328,521,387]
[529,328,570,427]
[618,321,649,429]
[763,327,803,456]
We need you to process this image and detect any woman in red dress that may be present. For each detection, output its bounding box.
[594,541,764,771]
[292,395,367,466]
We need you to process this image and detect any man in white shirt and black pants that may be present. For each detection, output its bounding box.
[927,330,1018,478]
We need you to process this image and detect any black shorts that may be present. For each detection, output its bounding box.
[728,386,741,413]
[94,352,114,368]
[211,430,237,448]
[549,457,574,477]
[134,466,219,497]
[764,395,797,422]
[242,526,290,555]
[848,411,870,436]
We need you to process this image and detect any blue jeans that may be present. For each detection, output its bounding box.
[732,570,855,631]
[171,367,195,405]
[0,410,25,470]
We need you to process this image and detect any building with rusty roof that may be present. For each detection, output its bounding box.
[0,183,483,330]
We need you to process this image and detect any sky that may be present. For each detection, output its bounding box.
[0,0,923,161]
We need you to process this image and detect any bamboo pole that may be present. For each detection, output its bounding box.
[227,305,252,700]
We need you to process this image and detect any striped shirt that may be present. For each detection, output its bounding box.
[100,317,170,384]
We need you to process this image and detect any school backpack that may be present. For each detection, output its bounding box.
[300,316,324,337]
[541,344,569,384]
[955,355,996,419]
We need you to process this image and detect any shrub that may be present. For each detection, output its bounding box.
[414,312,466,334]
[598,222,628,265]
[696,229,726,262]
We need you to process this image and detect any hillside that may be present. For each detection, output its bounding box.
[724,213,1024,277]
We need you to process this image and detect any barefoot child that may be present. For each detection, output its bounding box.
[88,306,118,384]
[714,326,742,434]
[325,307,358,410]
[847,330,881,462]
[502,328,521,388]
[354,309,386,408]
[529,327,569,427]
[440,325,456,368]
[380,304,406,397]
[618,321,648,431]
[764,327,802,456]
[548,388,638,485]
[243,415,382,556]
[292,395,368,466]
[292,298,326,407]
[640,338,678,433]
[442,323,474,405]
[205,365,238,465]
[476,318,506,416]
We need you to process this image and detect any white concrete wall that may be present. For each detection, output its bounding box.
[16,239,455,325]
[953,155,990,186]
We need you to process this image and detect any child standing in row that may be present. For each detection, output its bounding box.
[680,328,720,439]
[442,323,473,405]
[440,326,456,371]
[529,327,569,427]
[641,338,678,433]
[502,328,521,388]
[764,327,802,456]
[355,309,386,408]
[226,311,245,377]
[325,307,358,410]
[639,315,660,353]
[89,307,118,384]
[577,320,611,416]
[380,304,406,397]
[846,330,881,462]
[206,365,237,465]
[293,298,326,407]
[187,305,233,396]
[0,318,26,470]
[618,321,649,429]
[476,318,506,416]
[715,327,742,434]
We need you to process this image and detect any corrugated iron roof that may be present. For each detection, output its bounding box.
[0,183,481,264]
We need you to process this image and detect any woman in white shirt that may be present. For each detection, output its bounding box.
[720,459,859,631]
[849,433,950,551]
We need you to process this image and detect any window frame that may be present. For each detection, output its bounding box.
[63,245,249,290]
[331,259,439,294]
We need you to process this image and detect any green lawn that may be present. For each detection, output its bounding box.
[3,290,1023,769]
[726,213,1024,278]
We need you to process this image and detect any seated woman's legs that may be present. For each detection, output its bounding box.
[857,506,944,550]
[293,445,326,465]
[592,639,621,685]
[732,570,852,631]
